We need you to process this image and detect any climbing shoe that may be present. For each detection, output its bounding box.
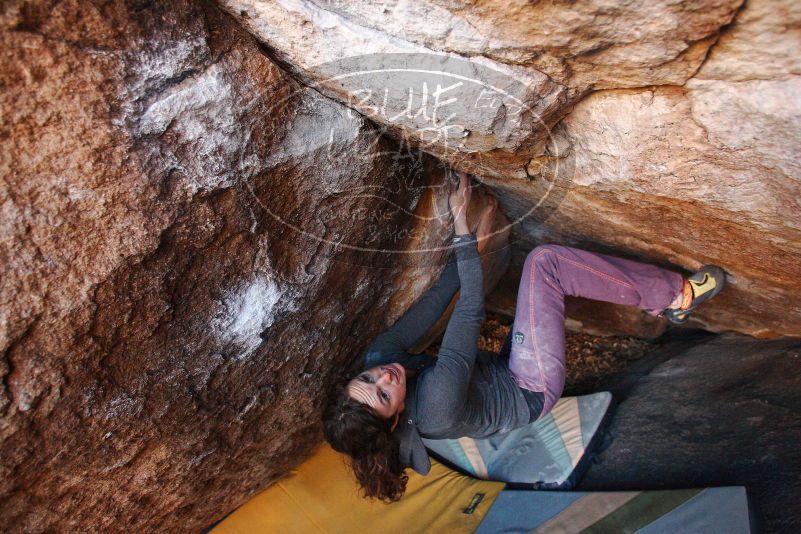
[664,265,727,325]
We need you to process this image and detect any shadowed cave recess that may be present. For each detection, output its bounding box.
[1,0,800,532]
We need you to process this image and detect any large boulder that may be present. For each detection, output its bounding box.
[582,333,801,533]
[218,0,801,338]
[224,0,741,91]
[218,0,741,177]
[510,0,801,338]
[0,1,508,531]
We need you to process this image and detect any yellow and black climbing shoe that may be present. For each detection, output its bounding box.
[664,265,727,325]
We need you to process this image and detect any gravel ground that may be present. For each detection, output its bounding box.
[426,314,656,396]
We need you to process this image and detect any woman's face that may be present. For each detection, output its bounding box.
[346,363,407,420]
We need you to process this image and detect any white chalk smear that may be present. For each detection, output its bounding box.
[211,276,286,359]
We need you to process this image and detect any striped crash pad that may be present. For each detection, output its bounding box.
[210,441,752,533]
[423,392,614,488]
[478,487,752,534]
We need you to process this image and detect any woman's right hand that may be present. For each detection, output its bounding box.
[449,171,472,235]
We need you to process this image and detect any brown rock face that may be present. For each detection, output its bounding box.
[220,0,801,337]
[250,0,742,90]
[1,1,498,531]
[217,0,741,179]
[508,0,801,337]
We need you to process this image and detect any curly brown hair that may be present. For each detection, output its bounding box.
[322,385,409,502]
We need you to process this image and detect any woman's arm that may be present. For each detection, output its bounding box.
[416,174,485,424]
[363,259,460,368]
[420,233,484,424]
[363,172,474,368]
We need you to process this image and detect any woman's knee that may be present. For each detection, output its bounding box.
[525,245,568,280]
[527,245,561,266]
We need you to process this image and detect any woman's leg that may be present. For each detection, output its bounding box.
[508,245,684,418]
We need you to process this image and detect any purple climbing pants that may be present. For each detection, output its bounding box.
[509,245,684,419]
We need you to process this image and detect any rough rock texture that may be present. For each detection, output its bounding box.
[219,0,801,338]
[582,333,801,533]
[0,1,509,531]
[218,0,563,180]
[218,0,741,178]
[265,0,742,91]
[510,0,801,338]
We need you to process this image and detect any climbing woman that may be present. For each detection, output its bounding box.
[322,172,726,501]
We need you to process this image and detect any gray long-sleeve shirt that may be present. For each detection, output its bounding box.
[362,234,542,475]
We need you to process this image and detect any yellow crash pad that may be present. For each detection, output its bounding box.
[212,444,504,534]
